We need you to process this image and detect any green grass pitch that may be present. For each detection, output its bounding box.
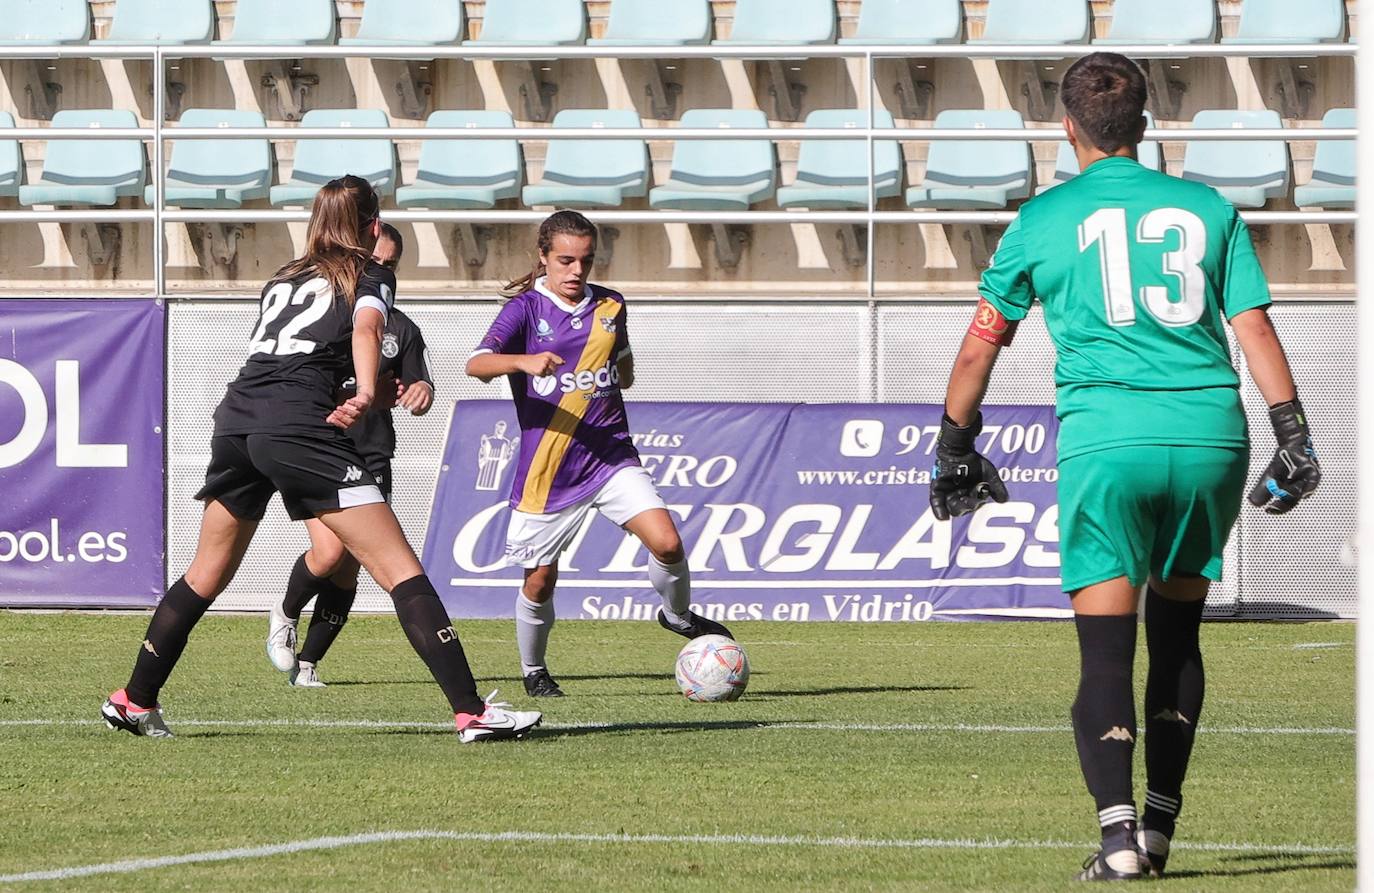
[0,613,1354,891]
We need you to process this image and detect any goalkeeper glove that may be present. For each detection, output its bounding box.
[930,412,1009,521]
[1247,398,1321,515]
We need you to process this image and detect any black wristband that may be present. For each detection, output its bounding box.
[1267,398,1310,444]
[939,412,982,453]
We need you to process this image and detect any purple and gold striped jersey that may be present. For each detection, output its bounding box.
[472,279,639,513]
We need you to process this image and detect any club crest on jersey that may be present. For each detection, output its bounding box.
[600,317,616,333]
[570,316,584,330]
[381,333,399,358]
[535,318,555,342]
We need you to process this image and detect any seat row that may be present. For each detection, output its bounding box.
[0,106,1353,214]
[2,0,1351,50]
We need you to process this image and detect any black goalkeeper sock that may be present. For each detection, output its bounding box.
[125,577,212,707]
[391,575,484,716]
[1143,589,1206,839]
[282,552,328,620]
[1071,613,1139,828]
[298,582,357,665]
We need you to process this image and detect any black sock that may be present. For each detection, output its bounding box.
[298,582,356,664]
[125,577,212,707]
[1143,589,1206,839]
[1071,613,1139,836]
[391,575,483,716]
[282,552,327,620]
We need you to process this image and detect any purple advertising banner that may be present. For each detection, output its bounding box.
[425,401,1070,622]
[0,300,165,606]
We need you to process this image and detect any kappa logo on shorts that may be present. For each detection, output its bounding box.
[342,465,363,483]
[381,333,399,359]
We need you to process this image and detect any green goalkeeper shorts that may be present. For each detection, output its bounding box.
[1057,445,1249,593]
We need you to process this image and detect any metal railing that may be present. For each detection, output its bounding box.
[0,41,1357,297]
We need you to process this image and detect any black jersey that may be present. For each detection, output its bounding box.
[339,307,433,467]
[213,262,397,436]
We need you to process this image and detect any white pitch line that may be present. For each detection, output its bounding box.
[0,718,1354,735]
[1294,642,1347,650]
[0,829,1354,884]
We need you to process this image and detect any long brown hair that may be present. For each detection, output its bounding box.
[274,174,380,307]
[501,209,598,298]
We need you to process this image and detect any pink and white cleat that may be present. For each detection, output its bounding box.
[455,691,542,743]
[101,689,173,738]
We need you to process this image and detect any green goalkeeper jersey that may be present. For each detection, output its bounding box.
[978,155,1272,462]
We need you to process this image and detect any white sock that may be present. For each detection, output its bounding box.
[515,592,554,676]
[648,555,691,624]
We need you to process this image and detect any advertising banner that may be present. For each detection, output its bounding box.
[425,400,1069,622]
[0,300,165,606]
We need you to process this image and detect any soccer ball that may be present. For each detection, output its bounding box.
[675,635,749,702]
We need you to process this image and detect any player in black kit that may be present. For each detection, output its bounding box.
[266,224,437,687]
[101,178,540,742]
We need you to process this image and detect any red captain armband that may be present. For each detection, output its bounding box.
[968,298,1018,347]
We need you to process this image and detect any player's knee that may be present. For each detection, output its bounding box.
[183,565,231,599]
[650,536,685,566]
[523,566,557,602]
[310,541,348,577]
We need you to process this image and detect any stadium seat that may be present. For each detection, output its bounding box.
[0,0,89,45]
[19,110,145,206]
[92,0,215,45]
[1294,108,1355,210]
[906,110,1031,209]
[1095,0,1216,45]
[148,110,270,209]
[969,0,1091,44]
[1220,0,1346,44]
[1036,111,1161,194]
[339,0,464,45]
[213,0,336,45]
[712,0,837,45]
[837,0,962,45]
[776,109,901,208]
[649,109,776,211]
[0,113,22,198]
[522,110,648,208]
[1181,110,1289,209]
[395,111,521,209]
[588,0,711,45]
[464,0,586,45]
[270,109,396,207]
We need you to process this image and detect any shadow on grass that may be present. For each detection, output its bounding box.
[750,684,969,698]
[371,719,775,739]
[1166,855,1354,880]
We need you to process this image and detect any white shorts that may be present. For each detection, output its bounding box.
[504,465,666,568]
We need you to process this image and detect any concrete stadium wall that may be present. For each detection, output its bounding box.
[0,0,1356,297]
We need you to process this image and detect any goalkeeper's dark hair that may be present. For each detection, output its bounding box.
[1060,53,1148,154]
[501,210,598,300]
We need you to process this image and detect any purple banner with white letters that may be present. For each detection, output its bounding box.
[0,300,165,606]
[425,400,1069,622]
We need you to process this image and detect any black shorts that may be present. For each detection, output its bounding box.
[195,434,385,522]
[368,459,393,502]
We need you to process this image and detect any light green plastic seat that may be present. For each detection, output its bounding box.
[1220,0,1345,44]
[523,110,647,208]
[92,0,214,45]
[339,0,465,46]
[1037,111,1161,195]
[906,110,1031,209]
[776,109,901,208]
[1095,0,1215,45]
[713,0,835,45]
[588,0,711,45]
[648,109,776,211]
[19,110,145,206]
[463,0,586,46]
[0,0,88,45]
[270,109,395,207]
[1294,108,1354,210]
[969,0,1090,44]
[837,0,961,46]
[395,111,521,209]
[146,109,270,209]
[0,113,21,197]
[213,0,336,46]
[1181,109,1289,209]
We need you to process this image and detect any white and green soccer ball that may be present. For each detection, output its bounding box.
[674,634,749,702]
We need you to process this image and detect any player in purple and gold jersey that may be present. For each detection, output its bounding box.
[467,210,732,698]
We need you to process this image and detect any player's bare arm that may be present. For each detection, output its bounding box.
[327,307,383,430]
[465,351,564,382]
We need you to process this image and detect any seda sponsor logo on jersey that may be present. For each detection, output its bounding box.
[531,360,621,400]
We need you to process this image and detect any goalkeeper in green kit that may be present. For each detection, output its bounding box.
[929,53,1320,881]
